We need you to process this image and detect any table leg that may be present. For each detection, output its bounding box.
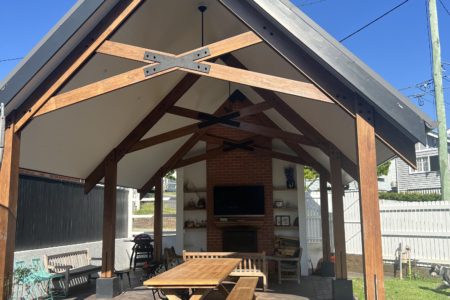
[218,284,230,296]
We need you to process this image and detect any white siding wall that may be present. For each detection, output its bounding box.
[396,157,441,192]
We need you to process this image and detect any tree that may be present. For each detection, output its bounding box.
[376,161,391,177]
[165,170,176,180]
[304,166,319,191]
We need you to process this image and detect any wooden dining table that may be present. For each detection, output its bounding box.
[144,258,241,300]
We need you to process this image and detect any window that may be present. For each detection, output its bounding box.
[409,155,439,173]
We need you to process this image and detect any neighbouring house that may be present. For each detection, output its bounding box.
[0,1,434,299]
[376,131,450,193]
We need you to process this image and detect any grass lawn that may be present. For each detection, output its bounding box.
[134,202,176,215]
[353,277,450,300]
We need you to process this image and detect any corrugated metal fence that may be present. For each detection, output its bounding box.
[15,175,129,251]
[306,190,450,264]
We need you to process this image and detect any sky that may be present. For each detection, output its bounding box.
[0,0,449,125]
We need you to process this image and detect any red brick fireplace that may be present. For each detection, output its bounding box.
[206,104,274,254]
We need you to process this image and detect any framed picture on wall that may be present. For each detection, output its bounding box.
[275,216,282,226]
[281,215,290,226]
[274,200,284,208]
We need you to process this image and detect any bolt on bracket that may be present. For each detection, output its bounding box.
[143,47,211,76]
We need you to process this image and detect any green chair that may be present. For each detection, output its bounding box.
[30,258,65,299]
[13,260,36,300]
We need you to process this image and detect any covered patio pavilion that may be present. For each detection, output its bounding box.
[0,0,433,299]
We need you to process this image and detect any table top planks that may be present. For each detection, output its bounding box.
[144,258,241,288]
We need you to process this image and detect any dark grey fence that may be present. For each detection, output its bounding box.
[15,175,129,251]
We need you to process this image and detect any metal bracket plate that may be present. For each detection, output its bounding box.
[143,47,211,76]
[198,111,241,129]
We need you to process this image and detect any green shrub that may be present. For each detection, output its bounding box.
[378,192,441,202]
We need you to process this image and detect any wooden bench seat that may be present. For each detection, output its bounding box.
[44,250,100,296]
[226,277,259,300]
[183,251,268,291]
[68,264,101,277]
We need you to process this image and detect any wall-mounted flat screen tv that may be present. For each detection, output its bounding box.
[213,185,265,216]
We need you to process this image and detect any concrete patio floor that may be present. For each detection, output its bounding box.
[65,273,333,300]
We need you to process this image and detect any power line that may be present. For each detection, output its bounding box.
[339,0,410,42]
[439,0,450,15]
[0,57,23,63]
[298,0,328,7]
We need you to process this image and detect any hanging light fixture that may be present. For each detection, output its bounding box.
[198,3,207,47]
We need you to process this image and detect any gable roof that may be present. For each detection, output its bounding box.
[0,0,433,189]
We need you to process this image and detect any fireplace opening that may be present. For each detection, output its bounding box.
[223,229,257,252]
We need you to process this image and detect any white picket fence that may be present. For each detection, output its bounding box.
[306,191,450,264]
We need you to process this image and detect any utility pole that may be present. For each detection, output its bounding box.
[429,0,450,199]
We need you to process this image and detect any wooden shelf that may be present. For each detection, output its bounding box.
[273,207,298,211]
[184,208,206,211]
[214,219,264,228]
[184,227,207,230]
[274,226,299,229]
[273,187,297,191]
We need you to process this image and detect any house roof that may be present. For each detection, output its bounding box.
[0,0,433,189]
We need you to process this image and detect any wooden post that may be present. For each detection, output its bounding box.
[320,173,331,262]
[0,115,20,299]
[355,101,385,300]
[154,178,163,262]
[101,154,117,278]
[330,149,347,280]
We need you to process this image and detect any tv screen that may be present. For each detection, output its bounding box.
[214,185,265,216]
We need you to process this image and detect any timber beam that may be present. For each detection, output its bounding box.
[230,121,315,146]
[128,123,201,153]
[330,147,347,280]
[34,32,263,118]
[0,113,21,299]
[100,153,117,278]
[128,100,274,154]
[320,173,331,262]
[154,178,163,262]
[167,103,316,147]
[35,31,331,119]
[356,101,385,300]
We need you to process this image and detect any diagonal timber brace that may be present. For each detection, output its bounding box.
[223,140,255,152]
[144,48,211,76]
[198,111,240,128]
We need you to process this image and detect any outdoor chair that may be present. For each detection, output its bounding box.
[31,258,65,299]
[141,262,168,300]
[278,248,303,284]
[13,260,36,300]
[163,247,182,270]
[114,269,132,289]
